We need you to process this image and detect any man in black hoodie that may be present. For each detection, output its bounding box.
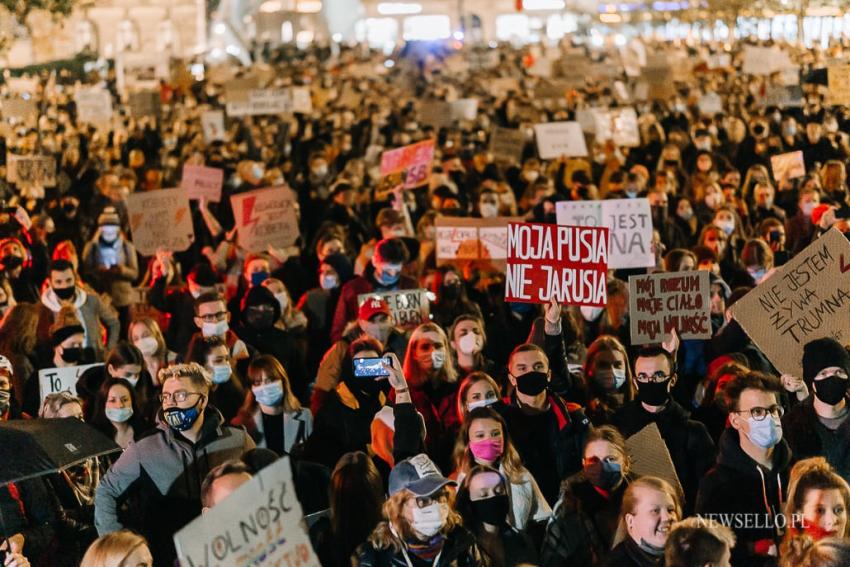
[612,346,715,514]
[695,372,791,567]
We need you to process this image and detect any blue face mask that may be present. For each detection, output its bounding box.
[253,381,284,406]
[613,369,627,390]
[509,302,534,315]
[376,267,400,286]
[211,364,232,384]
[105,407,133,423]
[250,271,270,286]
[746,416,783,449]
[163,398,203,432]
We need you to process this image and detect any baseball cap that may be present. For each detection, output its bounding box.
[389,454,455,497]
[0,355,13,375]
[358,297,391,321]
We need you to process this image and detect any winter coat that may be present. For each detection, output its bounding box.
[603,538,663,567]
[356,523,485,567]
[783,395,850,484]
[36,286,120,358]
[81,236,139,308]
[146,279,197,354]
[611,399,715,513]
[243,406,313,455]
[94,407,255,566]
[695,427,792,567]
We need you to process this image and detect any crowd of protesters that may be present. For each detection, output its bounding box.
[1,32,850,567]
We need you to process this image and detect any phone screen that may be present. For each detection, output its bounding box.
[353,357,391,378]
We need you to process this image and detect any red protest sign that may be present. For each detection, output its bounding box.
[505,222,608,306]
[379,139,435,189]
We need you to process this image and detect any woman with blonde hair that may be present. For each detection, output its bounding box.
[402,322,459,471]
[782,458,850,545]
[356,453,484,566]
[455,372,502,423]
[780,537,850,567]
[128,316,176,386]
[453,406,550,531]
[81,530,152,567]
[583,335,635,425]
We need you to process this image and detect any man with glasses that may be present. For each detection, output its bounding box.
[695,372,791,567]
[184,291,249,363]
[784,337,850,483]
[612,346,714,514]
[94,363,255,566]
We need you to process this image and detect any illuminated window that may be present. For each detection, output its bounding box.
[281,21,294,42]
[75,19,97,53]
[355,17,398,48]
[403,15,451,41]
[547,14,577,40]
[157,20,178,52]
[117,19,139,52]
[496,14,529,41]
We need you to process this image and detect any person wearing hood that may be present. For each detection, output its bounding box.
[783,338,850,484]
[36,259,120,360]
[429,266,483,330]
[81,208,139,334]
[94,363,255,566]
[235,283,303,380]
[695,372,792,567]
[0,236,40,304]
[330,238,417,343]
[612,347,715,514]
[298,252,354,372]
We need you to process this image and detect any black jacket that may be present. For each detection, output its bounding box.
[783,395,850,484]
[147,279,197,354]
[695,428,792,567]
[357,525,483,567]
[603,538,663,567]
[612,400,715,513]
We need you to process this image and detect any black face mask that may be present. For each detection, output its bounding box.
[1,255,22,271]
[470,494,509,526]
[246,311,275,330]
[514,371,548,397]
[54,286,76,301]
[60,347,82,363]
[62,203,77,215]
[441,282,462,301]
[814,375,848,406]
[636,379,671,406]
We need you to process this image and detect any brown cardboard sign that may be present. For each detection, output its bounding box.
[629,271,711,345]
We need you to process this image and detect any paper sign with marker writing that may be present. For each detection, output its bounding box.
[2,96,37,126]
[419,100,452,129]
[534,122,588,160]
[731,229,850,377]
[75,88,113,125]
[379,140,435,189]
[628,271,711,345]
[181,165,224,202]
[435,217,520,266]
[489,127,525,162]
[450,99,478,121]
[505,222,608,306]
[202,110,225,142]
[231,186,299,253]
[556,199,654,269]
[226,89,289,117]
[39,364,103,405]
[128,91,161,119]
[827,64,850,106]
[7,155,56,188]
[770,151,806,182]
[127,189,194,256]
[174,456,320,567]
[357,290,430,329]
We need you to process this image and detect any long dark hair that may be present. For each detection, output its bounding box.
[330,451,384,562]
[106,341,156,420]
[90,377,148,440]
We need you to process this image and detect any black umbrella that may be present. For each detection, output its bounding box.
[0,418,121,485]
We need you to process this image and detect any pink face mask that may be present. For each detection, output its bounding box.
[469,438,504,462]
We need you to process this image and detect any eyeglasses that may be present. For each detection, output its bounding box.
[414,490,448,509]
[198,311,227,323]
[159,390,203,404]
[635,371,671,383]
[733,405,784,421]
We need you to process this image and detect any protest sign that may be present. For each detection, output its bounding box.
[770,151,806,182]
[379,140,435,189]
[489,127,525,163]
[827,64,850,106]
[231,186,299,252]
[181,165,224,202]
[6,77,38,94]
[642,63,675,100]
[39,364,103,404]
[488,77,520,98]
[2,96,37,126]
[698,92,723,116]
[290,86,313,114]
[128,91,161,119]
[75,88,113,126]
[419,100,452,129]
[707,53,731,69]
[505,223,608,306]
[127,189,194,256]
[450,99,478,121]
[628,271,711,345]
[357,290,430,329]
[626,424,684,499]
[174,456,320,567]
[556,198,654,269]
[591,108,640,148]
[435,217,521,267]
[202,110,225,142]
[765,85,803,108]
[731,229,850,377]
[742,46,781,75]
[7,155,56,188]
[533,122,588,159]
[226,89,290,117]
[527,57,553,78]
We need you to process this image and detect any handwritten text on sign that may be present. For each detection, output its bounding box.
[628,271,711,345]
[555,198,653,269]
[357,289,430,329]
[231,186,299,253]
[505,223,608,306]
[731,229,850,377]
[127,189,194,256]
[533,121,588,160]
[379,140,435,189]
[435,217,519,264]
[39,364,103,404]
[181,165,224,202]
[174,456,320,567]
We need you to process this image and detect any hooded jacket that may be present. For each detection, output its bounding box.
[695,427,791,567]
[36,286,120,358]
[783,395,850,484]
[81,235,139,308]
[94,406,254,566]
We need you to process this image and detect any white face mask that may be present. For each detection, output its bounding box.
[411,502,449,538]
[457,333,482,355]
[201,320,228,338]
[714,219,735,236]
[134,336,158,356]
[479,202,499,218]
[467,397,497,412]
[431,350,446,370]
[320,274,339,290]
[802,202,816,217]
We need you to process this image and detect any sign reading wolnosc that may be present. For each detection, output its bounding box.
[174,456,320,567]
[505,222,608,306]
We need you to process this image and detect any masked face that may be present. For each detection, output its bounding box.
[733,389,783,449]
[415,333,446,373]
[360,314,392,345]
[812,367,849,406]
[161,377,206,432]
[373,258,402,287]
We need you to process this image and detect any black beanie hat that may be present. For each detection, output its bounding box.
[321,252,354,284]
[802,337,850,385]
[240,285,281,323]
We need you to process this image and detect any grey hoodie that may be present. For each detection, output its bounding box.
[94,406,254,564]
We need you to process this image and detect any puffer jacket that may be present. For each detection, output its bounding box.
[94,406,255,566]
